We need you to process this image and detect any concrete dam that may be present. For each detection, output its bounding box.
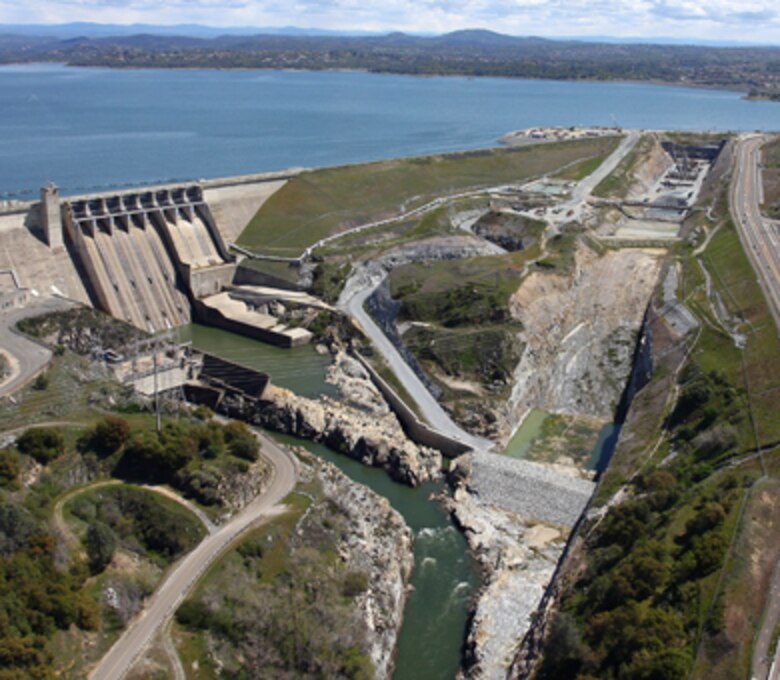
[0,170,312,346]
[64,185,234,333]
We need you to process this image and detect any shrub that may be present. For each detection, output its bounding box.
[0,449,21,489]
[692,424,737,460]
[32,373,49,391]
[224,421,260,462]
[16,427,65,464]
[85,522,117,573]
[342,571,369,598]
[0,502,37,556]
[80,416,131,457]
[176,599,211,629]
[191,421,226,459]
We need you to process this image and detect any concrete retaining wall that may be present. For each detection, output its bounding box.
[188,263,236,299]
[192,298,305,348]
[354,353,472,459]
[232,264,306,292]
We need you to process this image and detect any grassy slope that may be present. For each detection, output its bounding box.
[237,136,620,256]
[592,133,655,199]
[761,136,780,219]
[173,468,375,679]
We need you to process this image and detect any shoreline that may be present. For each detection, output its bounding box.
[3,59,778,105]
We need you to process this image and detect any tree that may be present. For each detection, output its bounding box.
[90,416,131,457]
[191,420,226,459]
[15,427,65,465]
[0,450,20,489]
[85,522,117,573]
[118,431,166,481]
[540,612,586,678]
[224,421,260,462]
[0,502,36,556]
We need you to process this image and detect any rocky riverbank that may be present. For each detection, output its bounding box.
[446,456,568,680]
[314,457,415,678]
[228,350,442,486]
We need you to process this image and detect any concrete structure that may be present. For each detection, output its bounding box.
[111,346,198,397]
[63,185,235,333]
[0,170,307,349]
[355,352,472,458]
[202,170,297,245]
[184,353,272,411]
[196,291,312,347]
[0,200,90,303]
[40,184,64,251]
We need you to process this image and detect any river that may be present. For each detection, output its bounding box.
[1,64,779,198]
[185,323,480,680]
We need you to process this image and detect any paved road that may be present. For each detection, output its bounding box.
[89,430,298,680]
[0,296,76,397]
[731,135,780,334]
[574,129,641,202]
[550,129,641,225]
[755,557,780,680]
[344,283,493,453]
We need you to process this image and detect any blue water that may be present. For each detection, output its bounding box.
[0,63,778,198]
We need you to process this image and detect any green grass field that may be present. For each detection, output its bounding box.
[698,221,780,444]
[237,136,620,257]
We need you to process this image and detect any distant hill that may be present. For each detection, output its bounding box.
[0,26,778,100]
[0,23,386,39]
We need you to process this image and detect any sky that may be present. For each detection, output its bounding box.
[1,0,780,44]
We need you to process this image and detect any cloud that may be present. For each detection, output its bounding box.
[1,0,780,42]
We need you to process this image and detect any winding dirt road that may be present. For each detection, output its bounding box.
[89,430,298,680]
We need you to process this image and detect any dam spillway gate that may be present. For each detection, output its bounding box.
[64,185,235,333]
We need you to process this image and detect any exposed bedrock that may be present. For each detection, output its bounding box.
[446,456,567,680]
[502,244,663,442]
[224,351,442,486]
[471,210,541,252]
[315,459,415,678]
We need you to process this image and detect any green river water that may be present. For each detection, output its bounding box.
[184,324,480,680]
[178,324,339,399]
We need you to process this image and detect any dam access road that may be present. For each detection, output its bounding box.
[0,296,77,398]
[89,430,298,680]
[732,135,780,334]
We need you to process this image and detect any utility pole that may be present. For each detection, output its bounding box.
[153,346,161,433]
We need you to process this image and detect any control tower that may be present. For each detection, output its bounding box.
[40,183,64,251]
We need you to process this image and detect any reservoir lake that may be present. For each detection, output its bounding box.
[0,63,779,198]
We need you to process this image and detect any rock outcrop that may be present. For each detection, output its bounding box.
[316,460,415,678]
[222,351,442,486]
[447,458,566,680]
[471,210,540,252]
[249,385,440,485]
[502,244,662,442]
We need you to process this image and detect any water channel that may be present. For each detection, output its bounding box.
[185,323,480,680]
[177,323,338,399]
